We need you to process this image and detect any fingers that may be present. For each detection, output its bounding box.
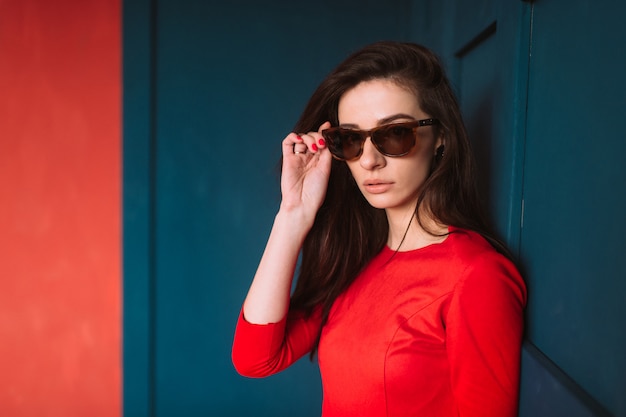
[282,122,331,156]
[292,134,309,154]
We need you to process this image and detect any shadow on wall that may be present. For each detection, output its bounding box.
[519,342,613,417]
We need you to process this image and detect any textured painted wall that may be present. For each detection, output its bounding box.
[0,0,121,415]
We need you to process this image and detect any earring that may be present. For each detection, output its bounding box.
[435,145,445,162]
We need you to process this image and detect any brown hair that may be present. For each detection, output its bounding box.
[289,41,507,357]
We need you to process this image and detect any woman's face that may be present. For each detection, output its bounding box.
[338,79,441,216]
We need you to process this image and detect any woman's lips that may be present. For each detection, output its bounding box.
[363,180,393,194]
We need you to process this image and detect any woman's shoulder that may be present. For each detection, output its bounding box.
[445,226,526,297]
[446,226,505,259]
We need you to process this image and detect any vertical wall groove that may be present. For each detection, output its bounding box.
[148,0,158,415]
[122,0,157,415]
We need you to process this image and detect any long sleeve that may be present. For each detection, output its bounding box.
[445,251,527,417]
[232,307,322,377]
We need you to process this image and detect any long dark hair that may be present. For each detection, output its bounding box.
[289,41,508,356]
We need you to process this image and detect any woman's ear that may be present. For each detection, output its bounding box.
[435,129,444,150]
[434,131,445,160]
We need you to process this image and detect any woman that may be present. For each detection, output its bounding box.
[232,41,526,417]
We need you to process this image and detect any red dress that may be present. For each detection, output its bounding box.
[232,228,527,416]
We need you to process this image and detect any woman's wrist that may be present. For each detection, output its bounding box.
[275,205,317,235]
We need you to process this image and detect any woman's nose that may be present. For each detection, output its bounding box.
[359,138,385,170]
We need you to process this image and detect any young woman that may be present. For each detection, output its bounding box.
[232,41,526,417]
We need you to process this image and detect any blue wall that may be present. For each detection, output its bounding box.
[124,1,411,415]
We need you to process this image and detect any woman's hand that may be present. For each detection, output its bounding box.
[279,121,332,223]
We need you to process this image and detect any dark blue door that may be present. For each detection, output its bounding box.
[414,0,625,416]
[518,1,626,415]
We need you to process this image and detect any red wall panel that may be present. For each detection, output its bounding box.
[0,0,121,415]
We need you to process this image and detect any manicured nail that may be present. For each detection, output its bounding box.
[296,135,303,141]
[318,138,326,147]
[311,143,318,152]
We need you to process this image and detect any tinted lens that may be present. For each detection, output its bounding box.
[372,124,416,156]
[324,130,365,160]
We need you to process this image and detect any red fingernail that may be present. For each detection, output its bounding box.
[311,143,318,152]
[296,135,303,141]
[318,138,326,147]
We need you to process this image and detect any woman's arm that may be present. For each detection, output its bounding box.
[232,306,322,377]
[446,252,527,417]
[241,122,331,324]
[242,210,310,324]
[232,123,331,376]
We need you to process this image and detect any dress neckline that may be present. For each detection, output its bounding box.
[382,225,457,256]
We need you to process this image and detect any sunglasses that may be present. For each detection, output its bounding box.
[321,119,440,161]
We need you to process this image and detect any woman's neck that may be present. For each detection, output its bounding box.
[385,207,448,252]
